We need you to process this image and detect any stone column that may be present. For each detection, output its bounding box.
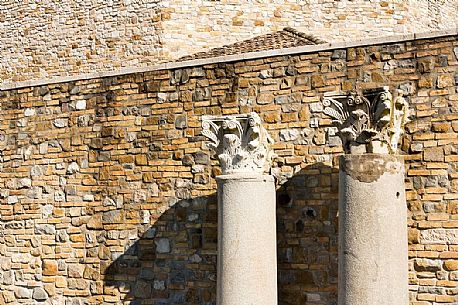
[322,87,410,305]
[217,174,277,305]
[338,154,408,305]
[202,113,277,305]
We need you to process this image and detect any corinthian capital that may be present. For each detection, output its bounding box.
[322,86,409,154]
[201,112,274,175]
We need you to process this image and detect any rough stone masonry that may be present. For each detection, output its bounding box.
[1,0,457,85]
[0,33,457,305]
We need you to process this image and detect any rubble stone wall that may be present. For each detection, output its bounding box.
[163,0,458,60]
[1,0,457,85]
[0,0,164,85]
[0,34,457,305]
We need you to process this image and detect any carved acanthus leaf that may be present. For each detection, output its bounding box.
[201,112,274,175]
[322,86,409,154]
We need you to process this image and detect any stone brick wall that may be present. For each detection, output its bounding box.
[0,34,457,305]
[1,0,457,86]
[0,0,164,85]
[163,0,458,59]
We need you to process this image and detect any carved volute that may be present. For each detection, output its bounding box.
[322,86,409,154]
[201,112,274,175]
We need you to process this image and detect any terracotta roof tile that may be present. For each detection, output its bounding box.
[177,27,326,61]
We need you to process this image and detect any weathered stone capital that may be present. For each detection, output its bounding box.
[322,86,409,154]
[201,112,274,175]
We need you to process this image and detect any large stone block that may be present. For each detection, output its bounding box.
[420,229,458,244]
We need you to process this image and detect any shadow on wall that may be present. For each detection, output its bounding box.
[276,162,339,305]
[104,162,339,305]
[104,194,218,305]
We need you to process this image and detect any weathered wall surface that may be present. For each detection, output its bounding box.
[0,0,164,84]
[163,0,458,59]
[1,0,457,86]
[0,35,457,305]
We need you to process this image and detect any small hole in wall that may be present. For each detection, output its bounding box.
[396,192,400,198]
[277,193,292,207]
[303,207,317,219]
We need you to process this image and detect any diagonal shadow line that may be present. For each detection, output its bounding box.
[103,162,339,305]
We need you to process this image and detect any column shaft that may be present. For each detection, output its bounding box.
[216,174,277,305]
[338,154,408,305]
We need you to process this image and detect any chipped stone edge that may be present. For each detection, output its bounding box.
[339,154,404,183]
[1,27,457,91]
